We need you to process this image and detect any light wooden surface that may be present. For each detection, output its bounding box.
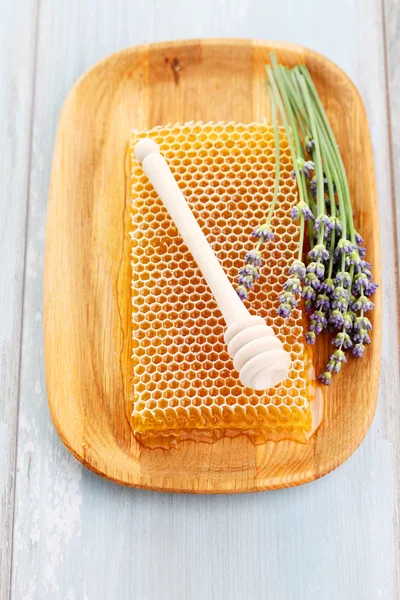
[1,0,399,598]
[44,39,381,493]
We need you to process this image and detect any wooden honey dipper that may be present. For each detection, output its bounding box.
[135,138,291,391]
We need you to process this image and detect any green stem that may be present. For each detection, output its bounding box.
[300,66,356,243]
[266,84,280,227]
[298,215,305,261]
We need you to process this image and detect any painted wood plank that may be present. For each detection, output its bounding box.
[383,0,400,295]
[10,1,399,599]
[0,2,38,598]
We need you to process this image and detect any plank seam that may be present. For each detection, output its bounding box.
[380,0,400,594]
[7,1,41,598]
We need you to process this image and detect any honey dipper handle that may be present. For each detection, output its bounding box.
[135,139,249,326]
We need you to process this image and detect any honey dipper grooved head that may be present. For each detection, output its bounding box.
[135,138,160,162]
[224,316,291,391]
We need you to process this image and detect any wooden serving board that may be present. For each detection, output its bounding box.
[44,39,381,493]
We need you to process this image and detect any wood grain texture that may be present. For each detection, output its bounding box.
[8,0,400,598]
[44,39,381,493]
[0,1,38,598]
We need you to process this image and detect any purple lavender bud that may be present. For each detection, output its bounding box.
[332,217,342,235]
[305,331,316,345]
[323,278,335,295]
[333,349,347,363]
[310,177,317,198]
[357,246,367,258]
[352,272,369,294]
[343,313,353,330]
[239,265,260,279]
[335,238,356,257]
[297,158,315,179]
[237,274,254,288]
[315,215,334,233]
[236,285,248,300]
[364,281,378,296]
[332,286,350,301]
[361,260,372,271]
[277,302,292,318]
[345,250,361,268]
[315,294,330,310]
[353,330,371,344]
[308,243,330,262]
[252,225,275,243]
[290,206,299,220]
[355,231,364,245]
[354,316,372,331]
[305,299,313,313]
[291,170,296,179]
[334,271,351,287]
[352,343,365,358]
[289,259,306,281]
[283,277,302,295]
[301,204,315,221]
[306,138,315,153]
[330,309,344,329]
[333,332,353,349]
[305,271,322,291]
[353,295,374,312]
[245,250,262,267]
[279,291,298,308]
[319,372,332,385]
[302,285,316,301]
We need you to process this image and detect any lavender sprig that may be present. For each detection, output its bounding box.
[235,83,281,299]
[266,54,378,384]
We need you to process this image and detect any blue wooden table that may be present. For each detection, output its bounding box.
[1,0,399,598]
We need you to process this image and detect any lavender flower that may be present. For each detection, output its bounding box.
[305,271,322,291]
[352,343,365,358]
[352,329,370,344]
[289,259,306,281]
[354,315,372,331]
[329,309,345,329]
[307,261,325,279]
[284,277,302,294]
[252,224,275,243]
[354,230,363,245]
[290,201,314,221]
[352,295,374,312]
[335,271,352,287]
[309,310,327,334]
[302,285,316,301]
[319,371,332,385]
[315,293,330,310]
[278,270,303,317]
[323,278,335,295]
[297,157,315,178]
[245,250,262,267]
[335,238,356,257]
[332,331,353,349]
[306,136,315,153]
[314,215,335,234]
[308,243,330,262]
[343,313,353,330]
[352,272,369,294]
[345,249,362,268]
[305,331,316,344]
[236,285,248,300]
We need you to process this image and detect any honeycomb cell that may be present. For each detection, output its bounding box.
[130,121,312,447]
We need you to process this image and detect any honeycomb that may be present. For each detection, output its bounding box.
[129,122,312,449]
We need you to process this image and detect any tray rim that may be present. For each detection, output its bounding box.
[44,38,381,494]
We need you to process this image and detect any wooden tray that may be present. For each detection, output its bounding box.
[44,39,381,493]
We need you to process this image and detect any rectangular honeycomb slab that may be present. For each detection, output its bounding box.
[130,121,312,448]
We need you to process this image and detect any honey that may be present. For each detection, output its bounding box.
[130,122,313,448]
